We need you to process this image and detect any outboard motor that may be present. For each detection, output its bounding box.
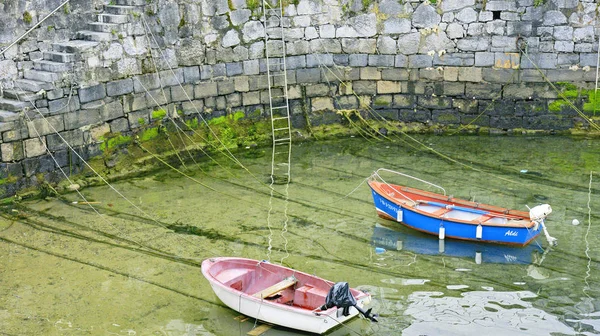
[320,282,378,322]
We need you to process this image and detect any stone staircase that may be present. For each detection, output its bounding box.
[0,0,145,129]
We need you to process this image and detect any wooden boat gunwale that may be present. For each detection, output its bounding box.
[368,180,536,229]
[201,257,371,334]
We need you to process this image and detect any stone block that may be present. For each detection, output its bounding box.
[554,41,574,53]
[79,84,106,104]
[226,93,242,108]
[333,55,349,66]
[217,80,235,95]
[545,70,586,82]
[491,116,524,129]
[399,109,430,123]
[376,109,400,120]
[90,123,111,142]
[457,38,489,51]
[47,89,64,100]
[520,53,557,69]
[458,67,482,82]
[368,55,395,67]
[194,82,218,98]
[48,96,80,114]
[377,81,402,94]
[434,53,474,67]
[286,55,306,69]
[393,95,416,108]
[525,115,572,130]
[360,67,381,80]
[146,89,170,107]
[494,52,520,69]
[395,55,408,67]
[382,69,409,81]
[418,96,453,109]
[465,83,502,99]
[480,100,515,115]
[443,67,459,81]
[475,52,495,67]
[184,66,201,83]
[432,110,460,124]
[443,82,465,96]
[27,115,64,136]
[243,60,260,75]
[133,73,160,93]
[107,78,134,97]
[307,54,333,67]
[242,92,261,106]
[349,54,368,67]
[311,97,334,112]
[234,76,250,92]
[397,33,420,55]
[64,110,102,130]
[334,96,359,109]
[373,96,393,109]
[213,64,227,77]
[419,68,444,81]
[296,68,321,83]
[171,85,194,102]
[408,55,433,68]
[491,36,518,52]
[352,81,377,95]
[1,142,24,162]
[461,114,489,126]
[305,84,331,97]
[180,100,204,115]
[127,110,150,129]
[226,62,244,76]
[520,69,546,82]
[453,98,478,113]
[47,129,84,151]
[482,69,519,83]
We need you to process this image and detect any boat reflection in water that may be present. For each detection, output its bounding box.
[371,223,544,265]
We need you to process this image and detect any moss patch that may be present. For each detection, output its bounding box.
[139,127,160,142]
[100,134,132,153]
[151,109,167,119]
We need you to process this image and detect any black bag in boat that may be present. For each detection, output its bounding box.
[321,282,356,316]
[320,282,378,321]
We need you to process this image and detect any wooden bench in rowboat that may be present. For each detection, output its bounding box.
[252,276,297,299]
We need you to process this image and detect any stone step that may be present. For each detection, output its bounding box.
[0,99,29,113]
[34,60,73,72]
[0,121,16,132]
[0,110,21,122]
[52,40,100,53]
[89,22,124,33]
[105,5,136,15]
[43,51,77,63]
[14,79,54,92]
[76,30,116,42]
[24,69,59,83]
[98,13,130,24]
[14,79,55,93]
[3,89,43,102]
[116,0,146,5]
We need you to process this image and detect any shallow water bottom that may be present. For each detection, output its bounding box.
[1,135,600,335]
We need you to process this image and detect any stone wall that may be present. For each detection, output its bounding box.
[0,0,599,197]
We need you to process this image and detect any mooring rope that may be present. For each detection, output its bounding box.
[12,81,225,259]
[518,44,600,132]
[583,171,593,298]
[139,15,276,191]
[310,39,522,187]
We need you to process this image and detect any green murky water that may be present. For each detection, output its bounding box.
[1,135,599,335]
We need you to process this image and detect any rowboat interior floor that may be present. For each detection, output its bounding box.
[1,135,599,335]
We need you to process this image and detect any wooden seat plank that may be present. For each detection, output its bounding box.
[252,277,297,299]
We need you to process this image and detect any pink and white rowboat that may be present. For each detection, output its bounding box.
[201,257,372,334]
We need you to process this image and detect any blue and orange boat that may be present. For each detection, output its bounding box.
[367,169,556,246]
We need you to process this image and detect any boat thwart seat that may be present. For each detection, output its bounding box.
[252,276,297,299]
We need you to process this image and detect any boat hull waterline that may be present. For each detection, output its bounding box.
[368,179,544,246]
[202,257,371,334]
